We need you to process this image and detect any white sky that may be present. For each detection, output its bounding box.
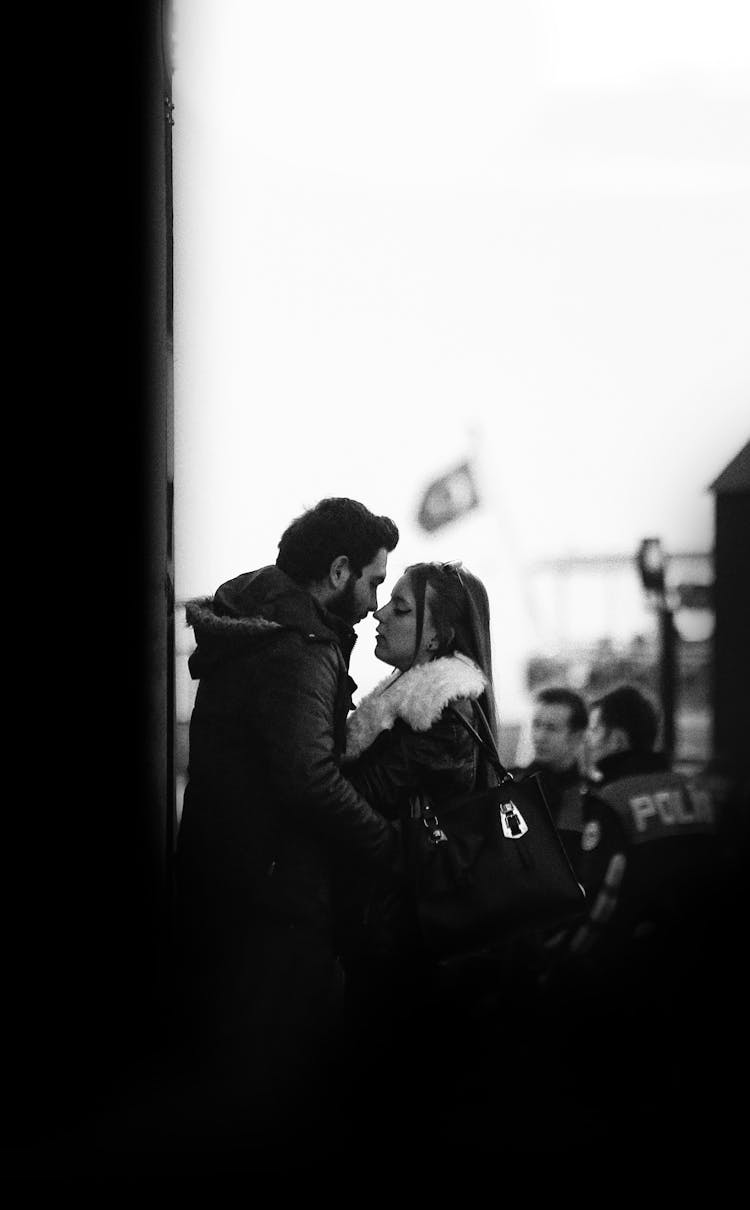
[171,0,750,713]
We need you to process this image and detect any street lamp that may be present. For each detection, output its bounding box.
[636,537,666,595]
[635,537,676,761]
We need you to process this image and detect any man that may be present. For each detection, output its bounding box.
[173,497,400,1148]
[514,687,590,857]
[538,681,720,995]
[536,684,723,1133]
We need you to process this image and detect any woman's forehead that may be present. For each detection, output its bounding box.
[391,573,415,602]
[391,572,438,614]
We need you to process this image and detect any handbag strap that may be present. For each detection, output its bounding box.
[447,701,514,784]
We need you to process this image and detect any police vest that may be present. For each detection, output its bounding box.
[590,770,720,940]
[595,770,716,846]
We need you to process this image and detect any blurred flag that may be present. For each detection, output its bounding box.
[417,459,480,532]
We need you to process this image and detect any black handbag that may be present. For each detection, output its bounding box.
[403,704,586,961]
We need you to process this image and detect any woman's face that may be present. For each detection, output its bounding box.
[373,574,438,670]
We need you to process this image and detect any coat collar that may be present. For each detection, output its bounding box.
[185,566,357,678]
[596,749,669,784]
[343,653,487,760]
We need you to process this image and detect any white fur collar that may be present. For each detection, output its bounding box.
[343,653,487,761]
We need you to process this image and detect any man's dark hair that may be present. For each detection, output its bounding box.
[591,683,660,753]
[276,497,399,584]
[536,686,588,733]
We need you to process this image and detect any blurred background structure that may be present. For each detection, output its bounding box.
[170,0,750,828]
[8,4,748,1168]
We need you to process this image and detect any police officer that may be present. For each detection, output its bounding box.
[513,686,591,870]
[535,683,723,1131]
[569,683,719,972]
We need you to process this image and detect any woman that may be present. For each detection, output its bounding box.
[337,560,500,1014]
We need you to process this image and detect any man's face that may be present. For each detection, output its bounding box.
[329,547,389,626]
[531,702,583,772]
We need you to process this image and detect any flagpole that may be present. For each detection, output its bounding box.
[467,422,543,640]
[465,422,540,763]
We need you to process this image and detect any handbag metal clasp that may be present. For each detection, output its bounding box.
[500,801,528,839]
[423,813,448,846]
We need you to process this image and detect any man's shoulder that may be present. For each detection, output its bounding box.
[581,780,632,829]
[592,766,718,842]
[214,566,339,636]
[593,762,688,812]
[251,625,344,667]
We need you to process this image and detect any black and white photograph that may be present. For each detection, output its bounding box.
[6,0,749,1180]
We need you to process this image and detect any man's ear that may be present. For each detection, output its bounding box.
[328,555,351,588]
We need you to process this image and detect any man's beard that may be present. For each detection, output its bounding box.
[327,576,360,626]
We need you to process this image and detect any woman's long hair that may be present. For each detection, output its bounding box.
[405,561,499,746]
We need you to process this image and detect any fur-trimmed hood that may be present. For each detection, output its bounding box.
[344,653,487,761]
[185,565,356,679]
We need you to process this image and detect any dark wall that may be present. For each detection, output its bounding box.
[713,489,750,781]
[91,0,175,1088]
[7,4,174,1153]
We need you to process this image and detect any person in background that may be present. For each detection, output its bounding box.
[568,682,720,970]
[502,685,592,1001]
[512,686,590,864]
[537,682,724,1133]
[172,497,401,1154]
